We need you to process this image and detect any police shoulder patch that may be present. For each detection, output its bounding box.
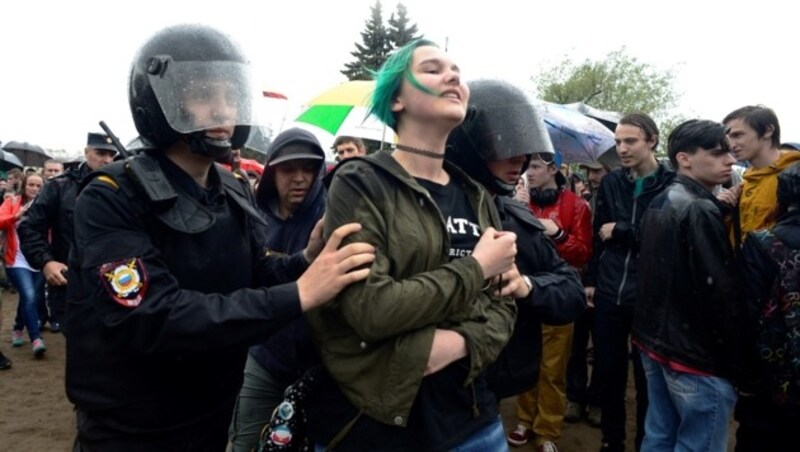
[98,258,148,308]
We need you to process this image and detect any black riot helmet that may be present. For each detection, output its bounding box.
[446,79,553,196]
[128,24,258,159]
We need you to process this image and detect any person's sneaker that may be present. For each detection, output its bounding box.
[32,338,46,358]
[507,425,533,447]
[586,405,602,428]
[0,351,11,370]
[11,330,24,347]
[49,322,61,333]
[537,440,559,452]
[564,401,584,423]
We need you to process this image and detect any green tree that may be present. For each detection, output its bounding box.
[534,48,682,135]
[341,0,390,80]
[387,3,421,48]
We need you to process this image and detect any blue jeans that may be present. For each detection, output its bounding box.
[451,417,508,452]
[640,353,737,452]
[7,267,45,341]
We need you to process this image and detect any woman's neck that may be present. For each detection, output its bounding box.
[392,124,451,184]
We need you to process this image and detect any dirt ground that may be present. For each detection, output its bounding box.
[0,289,730,451]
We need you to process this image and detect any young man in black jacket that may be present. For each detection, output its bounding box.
[633,119,743,451]
[584,113,675,452]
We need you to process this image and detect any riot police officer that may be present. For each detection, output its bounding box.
[445,79,586,450]
[66,24,374,451]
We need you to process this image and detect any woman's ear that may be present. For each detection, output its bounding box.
[391,96,403,113]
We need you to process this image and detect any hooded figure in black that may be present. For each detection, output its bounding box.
[230,128,326,451]
[446,79,585,400]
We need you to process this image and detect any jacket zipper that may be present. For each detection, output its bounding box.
[615,197,636,305]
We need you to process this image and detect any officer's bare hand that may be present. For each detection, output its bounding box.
[43,261,68,286]
[424,329,467,376]
[302,217,325,263]
[297,223,375,312]
[472,228,517,279]
[495,264,531,299]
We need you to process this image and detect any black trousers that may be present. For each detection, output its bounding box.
[593,299,647,451]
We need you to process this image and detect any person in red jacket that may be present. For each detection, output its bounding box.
[0,173,46,357]
[509,151,592,451]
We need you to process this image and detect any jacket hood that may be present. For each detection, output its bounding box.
[256,128,326,218]
[743,149,800,183]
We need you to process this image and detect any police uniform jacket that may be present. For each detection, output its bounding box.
[19,163,91,270]
[65,152,308,437]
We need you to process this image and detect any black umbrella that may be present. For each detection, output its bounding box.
[0,150,24,171]
[2,140,53,167]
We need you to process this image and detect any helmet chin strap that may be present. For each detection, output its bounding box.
[187,132,232,160]
[493,177,515,196]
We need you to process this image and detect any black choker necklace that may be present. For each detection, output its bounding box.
[394,144,445,159]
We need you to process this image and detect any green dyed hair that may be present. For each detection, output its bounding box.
[369,38,438,128]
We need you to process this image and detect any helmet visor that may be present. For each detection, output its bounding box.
[149,59,261,134]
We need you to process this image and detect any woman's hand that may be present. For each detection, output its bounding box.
[472,227,517,279]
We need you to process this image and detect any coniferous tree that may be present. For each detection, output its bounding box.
[341,0,390,80]
[387,3,421,48]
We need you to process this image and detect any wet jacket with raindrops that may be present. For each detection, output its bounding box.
[632,175,746,379]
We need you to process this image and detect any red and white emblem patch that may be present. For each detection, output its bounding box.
[99,258,148,308]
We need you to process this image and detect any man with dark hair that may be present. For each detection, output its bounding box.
[332,135,366,161]
[19,132,118,333]
[633,119,743,451]
[723,106,800,450]
[585,112,675,452]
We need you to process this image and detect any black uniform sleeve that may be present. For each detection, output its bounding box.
[18,179,61,270]
[522,233,586,326]
[70,178,303,355]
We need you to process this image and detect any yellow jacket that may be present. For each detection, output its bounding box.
[738,150,800,240]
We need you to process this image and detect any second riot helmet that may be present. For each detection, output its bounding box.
[446,79,553,195]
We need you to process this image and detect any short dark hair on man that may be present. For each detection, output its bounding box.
[722,105,781,148]
[332,135,365,151]
[619,112,660,151]
[667,119,728,169]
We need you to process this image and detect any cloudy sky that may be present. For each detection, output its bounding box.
[1,0,797,157]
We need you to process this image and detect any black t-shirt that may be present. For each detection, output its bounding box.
[417,177,481,260]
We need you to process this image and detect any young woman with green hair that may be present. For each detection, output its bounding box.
[305,39,519,450]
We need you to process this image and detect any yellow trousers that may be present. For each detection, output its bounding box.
[516,323,574,444]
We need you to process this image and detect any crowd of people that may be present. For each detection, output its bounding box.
[0,22,799,452]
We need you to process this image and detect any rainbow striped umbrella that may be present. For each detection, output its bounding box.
[293,81,394,143]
